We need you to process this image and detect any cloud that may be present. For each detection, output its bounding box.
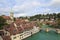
[14,13,28,17]
[13,1,40,12]
[52,0,60,3]
[0,7,10,12]
[0,0,60,17]
[50,0,60,7]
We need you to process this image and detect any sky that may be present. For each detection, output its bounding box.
[0,0,60,17]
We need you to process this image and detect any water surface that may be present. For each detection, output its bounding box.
[25,31,60,40]
[24,25,60,40]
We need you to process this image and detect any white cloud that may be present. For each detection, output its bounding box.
[13,0,60,17]
[0,7,11,12]
[13,1,40,12]
[14,13,28,17]
[0,0,60,17]
[52,0,60,3]
[43,8,50,13]
[50,0,60,7]
[32,1,40,6]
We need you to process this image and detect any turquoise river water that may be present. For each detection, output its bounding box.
[24,25,60,40]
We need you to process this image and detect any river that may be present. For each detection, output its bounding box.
[24,25,60,40]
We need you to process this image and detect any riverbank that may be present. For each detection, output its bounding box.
[24,25,60,40]
[24,30,60,40]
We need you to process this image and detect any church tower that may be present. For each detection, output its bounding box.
[10,12,14,22]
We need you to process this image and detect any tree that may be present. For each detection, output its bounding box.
[46,14,50,20]
[57,13,60,18]
[53,13,57,20]
[52,13,60,28]
[0,16,6,29]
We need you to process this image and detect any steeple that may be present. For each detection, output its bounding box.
[10,7,14,22]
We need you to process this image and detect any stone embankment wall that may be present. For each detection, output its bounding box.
[11,27,40,40]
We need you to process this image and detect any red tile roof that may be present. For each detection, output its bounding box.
[2,16,11,20]
[2,36,11,40]
[3,19,37,35]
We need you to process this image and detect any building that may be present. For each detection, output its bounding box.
[2,12,14,24]
[0,19,40,40]
[0,12,40,40]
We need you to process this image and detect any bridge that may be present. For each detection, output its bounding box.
[40,28,60,33]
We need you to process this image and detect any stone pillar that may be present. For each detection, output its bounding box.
[46,28,49,32]
[56,29,60,34]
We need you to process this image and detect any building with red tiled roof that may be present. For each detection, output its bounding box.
[2,16,11,20]
[1,12,14,24]
[0,19,40,40]
[0,12,40,40]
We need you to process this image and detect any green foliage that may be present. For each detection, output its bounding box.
[36,21,43,28]
[57,13,60,18]
[19,13,60,29]
[0,16,6,29]
[57,19,60,25]
[30,13,60,21]
[19,13,60,21]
